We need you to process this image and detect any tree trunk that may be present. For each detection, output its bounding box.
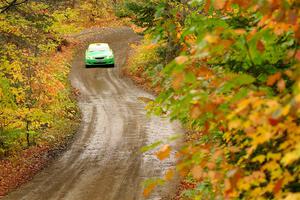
[26,120,30,147]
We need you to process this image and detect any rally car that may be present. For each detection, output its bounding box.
[85,43,114,67]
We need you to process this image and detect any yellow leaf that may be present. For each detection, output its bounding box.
[237,179,251,191]
[234,99,251,114]
[251,187,264,198]
[279,140,292,150]
[204,34,219,44]
[252,155,266,163]
[270,167,282,180]
[281,104,291,116]
[252,125,273,146]
[284,193,300,200]
[281,144,300,166]
[137,96,154,104]
[228,119,242,130]
[164,169,175,181]
[155,144,171,160]
[295,94,300,103]
[176,31,182,40]
[266,153,281,161]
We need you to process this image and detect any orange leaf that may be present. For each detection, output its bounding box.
[224,0,233,11]
[247,28,257,41]
[256,40,265,53]
[155,144,171,160]
[258,15,271,27]
[267,72,281,86]
[206,162,216,170]
[145,44,156,50]
[273,178,284,194]
[228,168,243,189]
[295,25,300,39]
[295,50,300,62]
[288,9,298,25]
[277,79,286,92]
[172,73,184,90]
[225,178,233,196]
[205,0,211,13]
[220,39,234,49]
[179,167,189,177]
[143,183,156,197]
[269,0,280,12]
[190,104,202,119]
[232,0,250,8]
[196,66,214,79]
[234,29,246,35]
[175,56,188,65]
[191,165,203,180]
[213,0,226,10]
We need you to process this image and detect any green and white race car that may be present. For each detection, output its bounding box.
[85,43,115,67]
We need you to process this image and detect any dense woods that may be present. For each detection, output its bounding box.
[1,0,74,158]
[121,0,300,199]
[0,0,118,157]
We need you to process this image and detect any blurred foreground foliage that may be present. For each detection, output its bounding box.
[121,0,300,199]
[0,0,118,157]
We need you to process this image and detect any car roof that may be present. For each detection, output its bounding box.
[88,43,110,51]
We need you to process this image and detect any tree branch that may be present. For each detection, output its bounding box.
[0,0,29,13]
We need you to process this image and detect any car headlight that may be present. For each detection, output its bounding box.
[107,54,113,59]
[86,56,93,59]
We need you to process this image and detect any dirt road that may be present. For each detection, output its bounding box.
[3,27,182,200]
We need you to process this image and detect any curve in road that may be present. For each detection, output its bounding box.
[3,27,182,200]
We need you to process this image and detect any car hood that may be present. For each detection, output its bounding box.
[86,50,112,57]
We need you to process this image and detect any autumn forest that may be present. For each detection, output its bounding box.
[1,0,300,200]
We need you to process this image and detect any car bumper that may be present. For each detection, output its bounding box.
[85,58,114,66]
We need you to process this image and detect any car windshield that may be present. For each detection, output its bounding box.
[88,45,109,52]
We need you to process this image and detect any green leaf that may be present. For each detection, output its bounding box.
[231,88,249,103]
[219,74,255,93]
[140,141,163,153]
